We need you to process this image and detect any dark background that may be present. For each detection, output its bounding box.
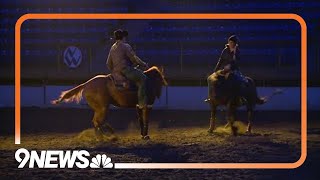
[0,0,319,86]
[0,1,319,179]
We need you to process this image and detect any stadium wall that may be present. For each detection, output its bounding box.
[0,86,319,111]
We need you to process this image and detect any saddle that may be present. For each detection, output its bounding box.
[110,72,137,91]
[214,69,248,85]
[210,70,249,105]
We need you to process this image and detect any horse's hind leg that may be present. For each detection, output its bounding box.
[91,111,104,141]
[208,103,217,134]
[246,107,254,133]
[225,107,238,129]
[96,107,114,135]
[92,107,114,141]
[227,101,238,136]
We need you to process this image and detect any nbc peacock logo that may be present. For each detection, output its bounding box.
[90,154,113,168]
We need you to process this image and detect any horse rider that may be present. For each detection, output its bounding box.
[106,29,149,109]
[206,35,247,102]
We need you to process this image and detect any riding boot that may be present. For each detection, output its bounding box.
[208,117,216,133]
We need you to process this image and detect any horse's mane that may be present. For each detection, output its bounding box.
[144,66,167,101]
[105,66,167,102]
[144,66,159,73]
[144,66,167,86]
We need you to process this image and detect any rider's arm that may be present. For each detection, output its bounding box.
[235,48,240,61]
[125,44,147,67]
[230,47,240,70]
[234,46,240,61]
[214,48,227,72]
[106,52,113,71]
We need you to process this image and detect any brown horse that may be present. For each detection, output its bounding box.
[206,71,281,135]
[52,66,167,140]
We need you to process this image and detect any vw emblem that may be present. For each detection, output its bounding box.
[63,46,82,68]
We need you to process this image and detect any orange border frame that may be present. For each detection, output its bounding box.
[15,14,307,169]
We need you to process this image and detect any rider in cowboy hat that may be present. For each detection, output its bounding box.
[206,35,247,102]
[106,29,148,109]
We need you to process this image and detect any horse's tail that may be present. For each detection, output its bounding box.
[51,83,85,105]
[256,88,284,105]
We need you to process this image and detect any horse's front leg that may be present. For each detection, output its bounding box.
[136,105,143,136]
[208,103,217,134]
[246,108,253,133]
[227,101,238,136]
[141,105,152,140]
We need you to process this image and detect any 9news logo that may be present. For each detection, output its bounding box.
[15,148,113,169]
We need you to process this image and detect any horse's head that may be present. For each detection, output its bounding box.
[144,66,168,99]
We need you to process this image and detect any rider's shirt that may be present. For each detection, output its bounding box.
[215,44,240,72]
[106,41,146,73]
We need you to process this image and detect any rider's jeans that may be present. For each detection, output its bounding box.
[121,67,147,107]
[232,70,247,83]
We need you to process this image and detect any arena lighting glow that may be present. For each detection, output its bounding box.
[15,13,307,169]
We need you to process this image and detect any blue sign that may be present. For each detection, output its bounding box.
[63,46,82,68]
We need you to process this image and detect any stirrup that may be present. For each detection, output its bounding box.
[240,97,248,105]
[136,104,152,109]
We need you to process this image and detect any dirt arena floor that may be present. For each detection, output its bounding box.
[0,108,319,179]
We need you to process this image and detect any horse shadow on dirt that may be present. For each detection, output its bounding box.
[71,126,301,163]
[89,143,189,163]
[72,129,189,163]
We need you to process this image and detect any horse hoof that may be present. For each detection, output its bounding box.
[141,135,150,140]
[110,135,118,142]
[207,129,214,134]
[246,130,252,134]
[95,137,103,142]
[231,127,238,136]
[224,123,230,129]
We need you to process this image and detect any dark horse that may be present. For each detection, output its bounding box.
[52,66,167,140]
[206,70,281,135]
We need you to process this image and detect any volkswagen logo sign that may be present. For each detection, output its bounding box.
[63,46,82,68]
